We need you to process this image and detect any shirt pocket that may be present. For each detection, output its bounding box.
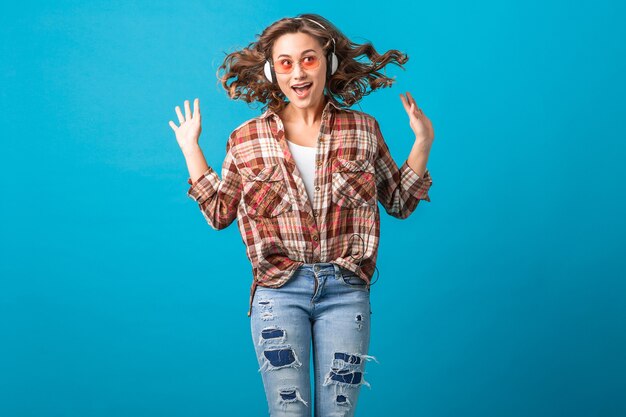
[241,163,292,218]
[331,157,377,208]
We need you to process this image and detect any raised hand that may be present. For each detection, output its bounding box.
[169,98,202,154]
[399,91,434,148]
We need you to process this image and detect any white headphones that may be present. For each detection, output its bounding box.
[263,17,339,84]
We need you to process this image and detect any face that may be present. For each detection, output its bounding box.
[271,32,327,109]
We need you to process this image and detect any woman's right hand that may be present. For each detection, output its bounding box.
[169,98,202,154]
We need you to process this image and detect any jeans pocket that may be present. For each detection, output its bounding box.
[339,269,369,291]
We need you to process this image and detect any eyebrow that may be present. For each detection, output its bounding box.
[277,49,318,59]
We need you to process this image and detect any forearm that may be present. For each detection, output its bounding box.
[183,145,210,185]
[406,138,431,177]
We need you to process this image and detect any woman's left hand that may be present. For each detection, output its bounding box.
[399,91,435,148]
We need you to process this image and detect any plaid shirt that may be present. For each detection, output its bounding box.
[186,99,433,316]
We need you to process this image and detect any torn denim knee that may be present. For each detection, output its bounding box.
[277,386,308,408]
[322,351,378,389]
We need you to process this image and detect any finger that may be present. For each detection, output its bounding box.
[193,98,200,119]
[406,91,417,107]
[408,92,423,114]
[184,100,191,120]
[175,106,185,124]
[168,120,178,132]
[409,102,419,120]
[399,94,410,113]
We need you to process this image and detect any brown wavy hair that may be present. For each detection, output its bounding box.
[216,13,409,115]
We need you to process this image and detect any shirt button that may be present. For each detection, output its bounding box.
[317,161,322,167]
[313,210,318,217]
[313,235,319,241]
[315,186,320,191]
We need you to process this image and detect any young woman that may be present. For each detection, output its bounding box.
[169,13,434,417]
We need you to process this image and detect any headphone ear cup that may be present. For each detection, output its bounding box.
[329,53,338,75]
[264,60,273,83]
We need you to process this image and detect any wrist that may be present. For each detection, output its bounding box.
[412,138,431,155]
[182,144,202,157]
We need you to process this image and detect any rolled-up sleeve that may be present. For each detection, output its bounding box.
[373,118,433,219]
[186,137,242,230]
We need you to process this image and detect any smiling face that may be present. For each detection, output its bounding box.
[271,32,327,109]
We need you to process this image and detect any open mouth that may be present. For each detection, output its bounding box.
[292,83,312,97]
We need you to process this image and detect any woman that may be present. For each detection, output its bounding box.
[169,13,434,417]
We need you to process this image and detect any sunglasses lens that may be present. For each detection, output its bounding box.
[274,61,292,73]
[274,56,321,74]
[302,56,320,70]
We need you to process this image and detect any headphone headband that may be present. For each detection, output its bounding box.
[293,17,336,55]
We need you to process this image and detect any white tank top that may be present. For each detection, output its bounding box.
[286,139,316,206]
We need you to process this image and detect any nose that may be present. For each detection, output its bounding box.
[293,61,306,77]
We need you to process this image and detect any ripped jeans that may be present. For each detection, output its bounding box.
[250,262,377,417]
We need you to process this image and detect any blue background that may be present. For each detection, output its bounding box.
[2,0,625,416]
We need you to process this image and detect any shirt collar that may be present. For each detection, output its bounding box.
[260,98,342,120]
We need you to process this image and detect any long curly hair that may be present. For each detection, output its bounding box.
[216,13,409,115]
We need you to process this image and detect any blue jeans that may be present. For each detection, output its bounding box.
[250,262,378,417]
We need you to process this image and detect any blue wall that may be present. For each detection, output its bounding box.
[1,0,625,416]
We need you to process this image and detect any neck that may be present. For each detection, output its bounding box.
[283,95,327,126]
